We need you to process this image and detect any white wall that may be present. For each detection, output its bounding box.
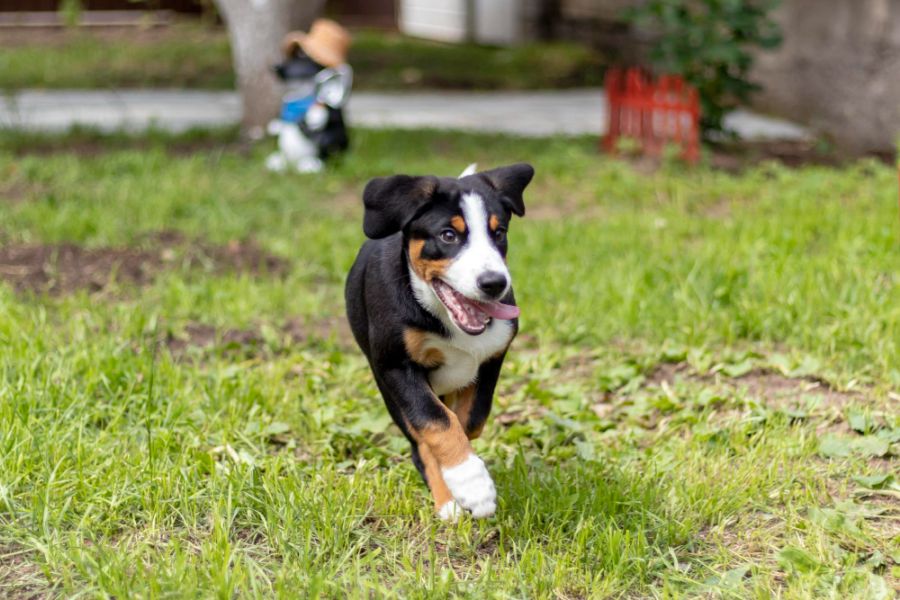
[399,0,469,43]
[399,0,528,45]
[474,0,522,45]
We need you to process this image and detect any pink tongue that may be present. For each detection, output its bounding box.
[475,300,520,320]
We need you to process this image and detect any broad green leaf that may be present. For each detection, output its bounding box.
[263,421,291,436]
[818,434,852,458]
[704,565,750,589]
[852,436,891,458]
[721,359,754,378]
[808,507,864,538]
[574,439,597,462]
[852,473,895,490]
[865,551,886,570]
[778,546,821,574]
[876,427,900,443]
[847,409,873,434]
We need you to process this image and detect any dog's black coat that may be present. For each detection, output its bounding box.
[345,164,533,489]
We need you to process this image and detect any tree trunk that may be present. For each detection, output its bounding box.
[213,0,326,137]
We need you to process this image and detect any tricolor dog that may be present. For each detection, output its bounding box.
[345,162,533,520]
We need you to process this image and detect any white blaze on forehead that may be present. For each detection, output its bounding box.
[459,163,478,178]
[442,193,510,300]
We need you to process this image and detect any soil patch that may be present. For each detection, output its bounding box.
[0,543,49,599]
[645,362,862,410]
[0,22,206,48]
[164,316,354,357]
[734,369,860,410]
[710,140,895,172]
[0,176,43,206]
[0,243,159,294]
[602,140,895,180]
[527,201,607,221]
[0,232,287,296]
[191,237,287,276]
[636,362,878,435]
[164,323,264,355]
[2,136,246,159]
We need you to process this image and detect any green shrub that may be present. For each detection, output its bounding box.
[628,0,782,137]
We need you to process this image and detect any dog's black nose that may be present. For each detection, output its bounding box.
[477,271,508,299]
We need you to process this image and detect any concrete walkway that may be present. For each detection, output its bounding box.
[0,89,811,141]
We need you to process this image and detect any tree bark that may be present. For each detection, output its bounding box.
[213,0,325,137]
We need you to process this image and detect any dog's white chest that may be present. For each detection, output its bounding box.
[422,320,514,396]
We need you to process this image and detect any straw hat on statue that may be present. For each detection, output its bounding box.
[281,19,352,68]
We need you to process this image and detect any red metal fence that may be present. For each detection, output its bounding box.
[604,67,701,163]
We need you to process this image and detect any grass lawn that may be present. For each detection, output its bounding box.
[0,24,604,92]
[0,128,898,598]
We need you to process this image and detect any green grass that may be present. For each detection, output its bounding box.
[0,24,604,92]
[0,128,898,598]
[349,30,604,91]
[0,23,234,91]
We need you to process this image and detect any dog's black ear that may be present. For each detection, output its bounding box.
[362,175,439,239]
[479,163,534,217]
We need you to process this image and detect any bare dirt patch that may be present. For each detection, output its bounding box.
[715,140,895,171]
[0,232,288,296]
[164,323,265,355]
[735,369,861,411]
[328,188,364,219]
[190,237,288,277]
[602,140,895,180]
[645,363,862,411]
[0,21,214,47]
[527,201,607,221]
[4,136,248,159]
[595,361,878,436]
[698,510,785,567]
[0,174,44,206]
[0,543,50,599]
[163,316,354,357]
[0,243,159,294]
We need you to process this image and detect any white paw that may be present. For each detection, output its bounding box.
[266,119,284,135]
[437,500,462,522]
[441,454,496,518]
[265,153,287,172]
[296,157,324,173]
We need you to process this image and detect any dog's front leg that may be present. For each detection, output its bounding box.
[377,366,496,520]
[446,354,506,441]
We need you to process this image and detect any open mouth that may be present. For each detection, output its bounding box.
[432,279,520,335]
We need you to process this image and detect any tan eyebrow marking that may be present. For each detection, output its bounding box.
[408,239,450,282]
[450,215,467,233]
[489,214,499,231]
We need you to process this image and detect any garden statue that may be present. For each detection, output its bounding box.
[266,19,352,174]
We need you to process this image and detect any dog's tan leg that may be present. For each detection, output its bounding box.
[416,443,458,519]
[407,405,495,520]
[446,385,483,440]
[420,412,495,519]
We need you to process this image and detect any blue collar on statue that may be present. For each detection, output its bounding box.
[280,92,316,123]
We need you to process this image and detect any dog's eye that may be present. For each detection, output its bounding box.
[493,228,507,243]
[439,229,459,244]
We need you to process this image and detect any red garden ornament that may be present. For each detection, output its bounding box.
[603,67,701,163]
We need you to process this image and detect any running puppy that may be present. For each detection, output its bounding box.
[345,163,533,520]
